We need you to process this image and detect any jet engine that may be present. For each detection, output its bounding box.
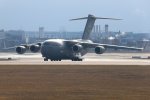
[72,44,83,53]
[95,46,105,54]
[30,44,41,53]
[16,46,27,54]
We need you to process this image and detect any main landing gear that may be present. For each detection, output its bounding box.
[44,58,83,61]
[51,59,61,61]
[44,58,48,61]
[44,58,62,61]
[71,58,83,61]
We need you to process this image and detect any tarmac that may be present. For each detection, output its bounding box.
[0,52,149,65]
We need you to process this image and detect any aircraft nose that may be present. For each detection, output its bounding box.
[41,44,48,57]
[41,41,63,58]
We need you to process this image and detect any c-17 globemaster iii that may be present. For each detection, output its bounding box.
[15,14,143,61]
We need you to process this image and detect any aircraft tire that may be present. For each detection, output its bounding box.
[72,58,83,61]
[51,59,61,61]
[44,58,48,61]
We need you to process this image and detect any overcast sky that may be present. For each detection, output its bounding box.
[0,0,149,32]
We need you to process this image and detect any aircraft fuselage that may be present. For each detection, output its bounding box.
[41,39,90,61]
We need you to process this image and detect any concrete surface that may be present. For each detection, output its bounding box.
[0,53,149,65]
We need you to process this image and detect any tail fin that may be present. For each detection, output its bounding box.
[142,40,150,50]
[70,14,122,40]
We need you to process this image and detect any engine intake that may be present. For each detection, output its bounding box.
[30,45,41,53]
[16,46,27,54]
[72,44,83,53]
[95,46,105,54]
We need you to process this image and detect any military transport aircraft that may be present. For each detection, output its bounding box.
[15,14,143,61]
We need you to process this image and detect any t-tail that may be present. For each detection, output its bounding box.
[70,14,122,40]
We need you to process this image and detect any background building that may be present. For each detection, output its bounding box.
[0,25,149,52]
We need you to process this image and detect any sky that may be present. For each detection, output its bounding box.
[0,0,150,33]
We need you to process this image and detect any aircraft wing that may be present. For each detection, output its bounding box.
[80,42,143,51]
[3,42,43,49]
[3,46,16,50]
[64,40,143,51]
[3,44,30,50]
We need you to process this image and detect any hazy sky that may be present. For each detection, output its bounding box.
[0,0,150,32]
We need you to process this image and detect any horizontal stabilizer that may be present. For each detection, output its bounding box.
[70,14,122,40]
[70,17,88,21]
[95,17,122,20]
[70,14,122,21]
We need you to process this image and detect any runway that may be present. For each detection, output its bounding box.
[0,52,149,65]
[0,52,150,100]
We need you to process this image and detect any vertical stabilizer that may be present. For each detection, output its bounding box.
[82,15,96,40]
[70,14,122,40]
